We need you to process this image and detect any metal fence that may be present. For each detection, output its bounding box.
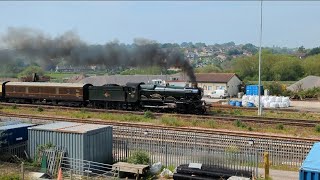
[60,157,118,179]
[113,126,313,170]
[113,126,260,177]
[0,141,27,160]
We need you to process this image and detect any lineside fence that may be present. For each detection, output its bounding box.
[0,141,27,160]
[113,126,313,170]
[60,157,118,179]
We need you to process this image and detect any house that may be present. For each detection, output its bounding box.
[287,76,320,91]
[192,73,242,97]
[168,73,243,97]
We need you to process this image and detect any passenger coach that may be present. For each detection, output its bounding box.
[4,82,92,106]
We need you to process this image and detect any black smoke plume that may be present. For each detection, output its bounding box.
[0,27,196,82]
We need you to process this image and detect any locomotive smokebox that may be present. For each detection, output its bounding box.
[191,82,198,88]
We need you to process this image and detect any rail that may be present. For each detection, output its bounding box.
[0,102,319,127]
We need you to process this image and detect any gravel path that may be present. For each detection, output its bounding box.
[258,168,299,180]
[289,100,320,112]
[203,97,320,113]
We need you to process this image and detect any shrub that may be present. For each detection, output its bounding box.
[276,123,284,130]
[127,151,150,165]
[291,87,320,100]
[37,106,44,112]
[144,111,155,119]
[234,119,246,128]
[248,126,253,131]
[232,109,243,115]
[315,124,320,133]
[0,174,21,180]
[167,165,176,172]
[11,104,17,109]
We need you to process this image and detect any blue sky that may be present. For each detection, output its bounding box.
[0,1,319,48]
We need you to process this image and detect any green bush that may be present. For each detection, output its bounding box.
[0,174,21,180]
[11,104,17,109]
[234,119,246,128]
[144,111,155,119]
[37,106,44,112]
[248,126,253,131]
[127,151,150,165]
[291,87,320,100]
[231,109,243,115]
[315,124,320,133]
[276,124,284,130]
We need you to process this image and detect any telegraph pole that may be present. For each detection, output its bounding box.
[258,0,263,116]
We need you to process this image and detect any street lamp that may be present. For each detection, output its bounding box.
[258,0,263,116]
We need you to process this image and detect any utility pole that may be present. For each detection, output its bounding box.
[258,0,263,116]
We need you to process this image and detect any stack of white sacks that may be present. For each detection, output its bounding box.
[241,95,290,108]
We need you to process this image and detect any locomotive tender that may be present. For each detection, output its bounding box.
[0,81,206,114]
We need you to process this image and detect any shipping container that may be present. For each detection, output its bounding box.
[0,123,35,147]
[245,85,264,96]
[299,142,320,180]
[28,122,113,164]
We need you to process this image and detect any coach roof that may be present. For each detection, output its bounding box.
[5,82,91,88]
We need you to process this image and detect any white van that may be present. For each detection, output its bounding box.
[207,89,229,99]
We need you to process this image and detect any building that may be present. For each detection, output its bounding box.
[28,122,113,164]
[287,75,320,92]
[192,73,242,97]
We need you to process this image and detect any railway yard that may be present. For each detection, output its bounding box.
[0,100,320,179]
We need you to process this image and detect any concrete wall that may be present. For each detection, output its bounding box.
[227,76,242,97]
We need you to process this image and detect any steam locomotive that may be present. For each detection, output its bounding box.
[0,81,206,114]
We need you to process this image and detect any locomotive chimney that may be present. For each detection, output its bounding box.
[191,82,198,88]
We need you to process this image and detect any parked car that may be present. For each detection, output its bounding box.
[207,89,229,99]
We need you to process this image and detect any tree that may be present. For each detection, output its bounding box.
[232,51,303,81]
[307,47,320,56]
[195,65,222,73]
[227,49,243,56]
[223,42,235,47]
[298,46,306,53]
[194,42,207,48]
[232,56,258,81]
[242,43,258,54]
[161,43,180,49]
[271,59,304,81]
[18,65,45,77]
[180,42,195,48]
[302,54,320,76]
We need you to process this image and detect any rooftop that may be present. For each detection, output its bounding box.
[287,75,320,91]
[0,123,35,130]
[193,73,239,83]
[28,122,111,134]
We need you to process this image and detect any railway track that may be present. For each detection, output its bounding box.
[0,111,319,143]
[0,102,319,127]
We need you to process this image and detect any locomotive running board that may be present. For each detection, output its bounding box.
[142,104,176,109]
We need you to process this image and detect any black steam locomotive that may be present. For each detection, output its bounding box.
[0,81,206,114]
